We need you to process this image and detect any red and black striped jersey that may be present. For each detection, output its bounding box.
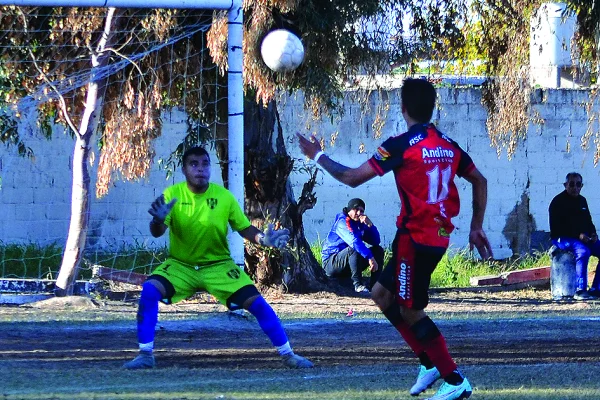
[367,123,475,248]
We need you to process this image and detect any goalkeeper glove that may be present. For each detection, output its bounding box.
[148,195,177,224]
[259,223,290,249]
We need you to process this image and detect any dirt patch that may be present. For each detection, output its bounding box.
[2,287,600,372]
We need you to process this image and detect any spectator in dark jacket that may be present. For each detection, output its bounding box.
[321,198,384,293]
[549,172,600,300]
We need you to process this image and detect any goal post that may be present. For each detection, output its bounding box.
[0,0,246,298]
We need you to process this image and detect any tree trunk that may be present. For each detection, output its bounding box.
[243,99,327,293]
[55,8,120,296]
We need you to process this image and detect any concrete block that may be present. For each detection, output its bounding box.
[529,167,563,185]
[555,105,588,120]
[33,188,59,205]
[45,220,67,243]
[10,188,34,205]
[439,104,470,121]
[45,203,71,221]
[438,88,460,105]
[527,132,557,151]
[9,222,30,241]
[467,105,488,121]
[542,89,585,104]
[532,103,556,118]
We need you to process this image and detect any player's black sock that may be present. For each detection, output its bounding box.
[444,369,464,385]
[418,352,434,369]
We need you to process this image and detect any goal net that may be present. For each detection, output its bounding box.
[0,3,244,296]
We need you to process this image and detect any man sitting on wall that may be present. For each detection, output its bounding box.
[549,172,600,300]
[321,198,384,293]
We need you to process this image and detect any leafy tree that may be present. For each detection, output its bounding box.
[0,1,469,295]
[5,1,598,294]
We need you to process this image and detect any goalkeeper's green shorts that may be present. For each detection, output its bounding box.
[151,258,254,305]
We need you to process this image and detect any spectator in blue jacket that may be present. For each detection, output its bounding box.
[322,198,384,293]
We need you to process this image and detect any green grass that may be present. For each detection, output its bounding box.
[0,241,168,280]
[2,362,600,399]
[0,241,559,288]
[0,242,63,279]
[310,240,555,288]
[430,248,552,288]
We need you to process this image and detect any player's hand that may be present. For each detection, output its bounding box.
[359,215,373,228]
[368,257,378,272]
[148,195,177,224]
[469,228,493,260]
[262,223,290,249]
[296,132,322,160]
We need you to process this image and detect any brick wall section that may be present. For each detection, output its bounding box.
[1,88,599,259]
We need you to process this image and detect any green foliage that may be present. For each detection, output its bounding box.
[431,249,489,287]
[432,249,552,288]
[310,235,324,267]
[309,240,554,288]
[0,240,559,289]
[0,242,63,280]
[0,242,168,280]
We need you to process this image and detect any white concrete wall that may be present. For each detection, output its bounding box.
[1,88,599,259]
[0,110,224,252]
[281,87,600,259]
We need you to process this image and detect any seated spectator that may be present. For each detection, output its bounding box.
[549,172,600,300]
[321,198,384,293]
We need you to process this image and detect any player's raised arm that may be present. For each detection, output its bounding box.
[148,194,176,238]
[296,132,376,188]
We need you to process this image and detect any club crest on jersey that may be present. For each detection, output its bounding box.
[207,198,218,209]
[374,146,391,161]
[227,268,241,279]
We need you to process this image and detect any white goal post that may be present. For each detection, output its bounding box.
[0,0,246,268]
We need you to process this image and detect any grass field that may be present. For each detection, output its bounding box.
[2,289,600,400]
[1,242,560,289]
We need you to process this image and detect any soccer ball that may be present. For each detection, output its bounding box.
[260,29,305,72]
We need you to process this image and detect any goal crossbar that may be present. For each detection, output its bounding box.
[0,0,247,267]
[0,0,234,9]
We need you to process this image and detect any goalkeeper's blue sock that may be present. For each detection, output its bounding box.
[247,296,290,354]
[136,281,162,351]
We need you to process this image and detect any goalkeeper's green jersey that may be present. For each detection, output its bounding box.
[163,182,251,266]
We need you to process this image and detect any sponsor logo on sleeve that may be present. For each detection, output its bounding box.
[374,146,391,161]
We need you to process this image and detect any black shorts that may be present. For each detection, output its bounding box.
[379,230,445,310]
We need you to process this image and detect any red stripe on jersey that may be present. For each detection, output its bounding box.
[368,157,384,176]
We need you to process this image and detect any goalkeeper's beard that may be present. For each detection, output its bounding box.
[187,176,209,193]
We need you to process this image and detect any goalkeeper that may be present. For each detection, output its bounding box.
[123,146,313,370]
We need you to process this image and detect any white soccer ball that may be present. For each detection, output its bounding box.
[260,29,305,72]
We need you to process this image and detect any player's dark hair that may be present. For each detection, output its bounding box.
[565,172,582,183]
[182,146,210,166]
[401,78,437,123]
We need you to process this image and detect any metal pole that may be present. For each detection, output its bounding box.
[227,0,245,267]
